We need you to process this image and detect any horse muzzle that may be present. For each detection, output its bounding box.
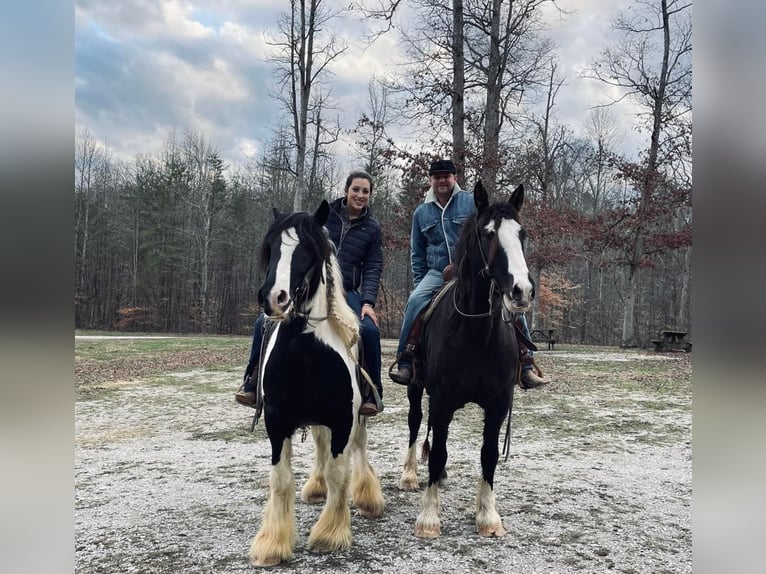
[263,289,293,319]
[503,282,533,313]
[503,294,530,313]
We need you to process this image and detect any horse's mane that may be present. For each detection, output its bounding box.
[259,211,331,274]
[259,210,359,351]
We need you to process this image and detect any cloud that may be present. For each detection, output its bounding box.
[75,0,652,169]
[76,0,280,164]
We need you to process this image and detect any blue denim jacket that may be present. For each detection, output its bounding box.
[410,185,475,287]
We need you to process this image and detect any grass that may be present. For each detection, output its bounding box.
[75,332,251,391]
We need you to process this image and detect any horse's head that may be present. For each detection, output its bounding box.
[467,181,535,313]
[258,201,331,319]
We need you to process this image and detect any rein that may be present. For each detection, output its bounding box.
[452,224,502,319]
[452,280,501,319]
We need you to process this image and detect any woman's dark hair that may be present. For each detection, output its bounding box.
[344,170,374,194]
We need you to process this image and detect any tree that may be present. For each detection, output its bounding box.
[587,0,692,346]
[373,0,555,193]
[266,0,348,211]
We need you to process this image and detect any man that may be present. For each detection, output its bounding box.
[389,158,547,389]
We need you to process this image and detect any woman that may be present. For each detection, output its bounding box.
[236,170,384,415]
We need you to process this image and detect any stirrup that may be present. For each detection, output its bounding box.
[359,366,383,416]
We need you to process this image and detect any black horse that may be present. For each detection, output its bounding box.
[399,181,534,538]
[248,201,383,567]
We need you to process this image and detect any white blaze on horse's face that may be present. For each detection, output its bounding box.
[487,219,533,312]
[266,228,300,317]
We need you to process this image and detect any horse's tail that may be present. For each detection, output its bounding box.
[419,418,432,464]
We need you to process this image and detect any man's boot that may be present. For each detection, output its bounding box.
[518,345,548,390]
[520,368,548,389]
[389,344,416,385]
[390,312,426,385]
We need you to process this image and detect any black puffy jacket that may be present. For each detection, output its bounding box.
[324,197,383,307]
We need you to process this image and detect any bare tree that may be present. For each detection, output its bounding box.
[266,0,348,211]
[451,0,466,185]
[586,0,692,346]
[376,0,555,192]
[75,129,99,299]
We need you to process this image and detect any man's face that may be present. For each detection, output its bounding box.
[430,172,455,195]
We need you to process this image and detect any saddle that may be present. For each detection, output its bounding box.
[387,279,457,387]
[389,277,540,388]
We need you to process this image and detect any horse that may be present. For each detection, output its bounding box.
[247,200,384,567]
[399,181,534,539]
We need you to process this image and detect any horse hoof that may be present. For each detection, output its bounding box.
[308,536,352,554]
[301,478,327,504]
[477,523,507,537]
[399,476,420,491]
[414,523,441,538]
[302,493,326,504]
[249,554,283,568]
[354,500,384,519]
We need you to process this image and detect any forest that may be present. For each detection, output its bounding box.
[74,0,692,347]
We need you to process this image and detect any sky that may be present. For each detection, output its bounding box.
[75,0,643,172]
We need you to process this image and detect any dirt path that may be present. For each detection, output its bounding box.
[75,338,691,573]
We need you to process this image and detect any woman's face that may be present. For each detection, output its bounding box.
[345,177,371,216]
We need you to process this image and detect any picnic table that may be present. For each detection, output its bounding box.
[529,329,556,350]
[652,329,692,353]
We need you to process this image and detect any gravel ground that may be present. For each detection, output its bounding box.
[75,339,691,573]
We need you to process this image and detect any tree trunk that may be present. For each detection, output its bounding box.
[678,247,691,331]
[620,0,671,347]
[452,0,465,185]
[622,263,638,347]
[480,0,502,194]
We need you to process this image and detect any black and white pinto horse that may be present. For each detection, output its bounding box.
[400,181,534,539]
[248,201,384,567]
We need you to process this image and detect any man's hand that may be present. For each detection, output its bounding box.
[361,303,379,327]
[442,263,456,281]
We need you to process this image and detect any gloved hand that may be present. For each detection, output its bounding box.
[442,264,456,281]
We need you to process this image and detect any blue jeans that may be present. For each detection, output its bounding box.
[396,269,445,368]
[244,292,383,398]
[396,268,534,372]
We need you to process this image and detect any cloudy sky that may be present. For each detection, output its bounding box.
[75,0,641,171]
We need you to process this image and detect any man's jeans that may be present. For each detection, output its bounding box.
[396,269,445,367]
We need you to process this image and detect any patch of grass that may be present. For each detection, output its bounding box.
[75,334,250,389]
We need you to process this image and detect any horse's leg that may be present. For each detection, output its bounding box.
[350,418,384,518]
[249,437,296,567]
[308,437,352,553]
[399,383,425,491]
[415,405,453,538]
[302,426,329,504]
[475,402,509,537]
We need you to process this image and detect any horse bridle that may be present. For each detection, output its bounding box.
[452,221,519,323]
[283,264,329,323]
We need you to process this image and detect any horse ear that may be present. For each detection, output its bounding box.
[272,207,282,220]
[314,200,330,226]
[473,180,489,212]
[509,184,524,212]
